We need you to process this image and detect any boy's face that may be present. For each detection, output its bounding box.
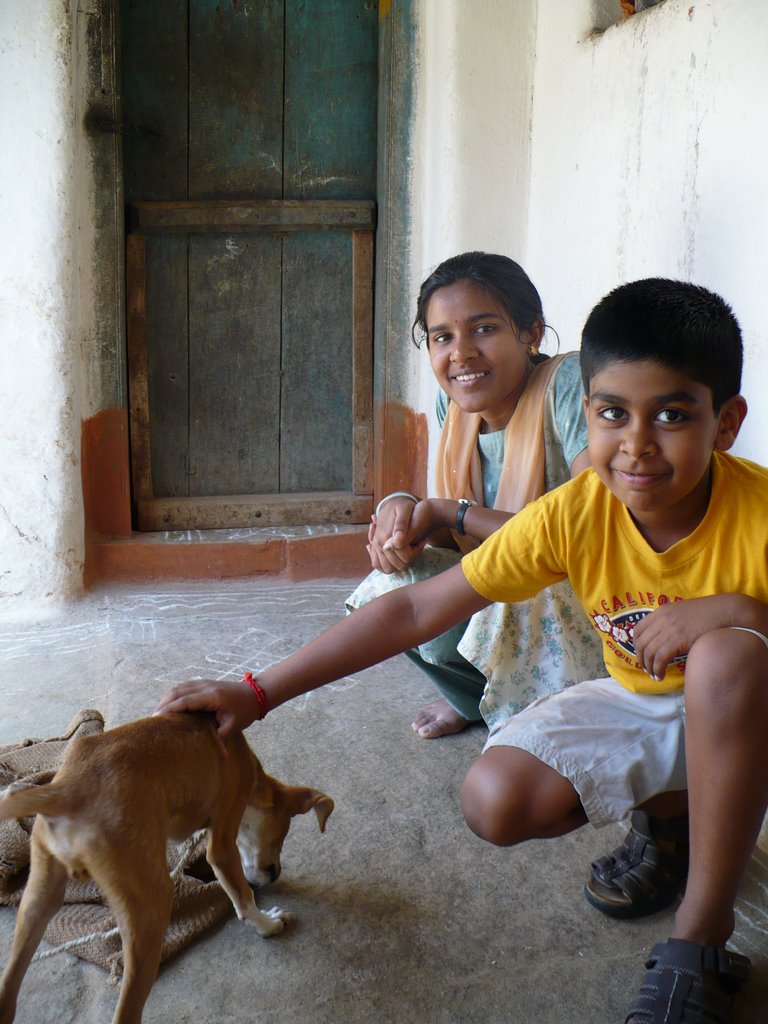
[584,359,745,550]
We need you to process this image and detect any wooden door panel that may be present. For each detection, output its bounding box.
[281,231,353,493]
[127,201,375,527]
[189,0,284,199]
[120,0,188,201]
[188,234,282,495]
[284,0,377,200]
[145,235,189,496]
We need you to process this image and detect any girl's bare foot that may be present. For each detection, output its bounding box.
[411,699,469,739]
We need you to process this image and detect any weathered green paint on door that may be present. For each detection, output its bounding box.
[120,0,377,528]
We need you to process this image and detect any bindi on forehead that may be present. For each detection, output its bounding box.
[427,311,506,335]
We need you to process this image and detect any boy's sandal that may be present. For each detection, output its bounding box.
[584,809,689,918]
[625,938,751,1024]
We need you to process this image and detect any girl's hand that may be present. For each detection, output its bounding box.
[367,498,421,573]
[154,679,260,737]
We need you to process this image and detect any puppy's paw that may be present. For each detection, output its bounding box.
[0,782,35,799]
[247,905,293,937]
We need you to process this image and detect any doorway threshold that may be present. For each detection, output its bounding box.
[84,523,370,587]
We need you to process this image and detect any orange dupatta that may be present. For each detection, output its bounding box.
[434,354,566,553]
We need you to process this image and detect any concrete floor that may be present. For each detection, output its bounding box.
[0,578,766,1024]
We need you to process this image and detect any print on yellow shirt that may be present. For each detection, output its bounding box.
[591,600,686,678]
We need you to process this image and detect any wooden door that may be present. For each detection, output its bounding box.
[120,0,378,530]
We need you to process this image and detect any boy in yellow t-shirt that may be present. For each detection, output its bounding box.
[157,279,768,1024]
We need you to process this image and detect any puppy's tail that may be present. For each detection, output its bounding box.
[0,782,75,821]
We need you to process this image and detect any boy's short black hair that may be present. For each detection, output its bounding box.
[581,278,743,410]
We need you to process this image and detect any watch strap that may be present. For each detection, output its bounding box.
[455,498,476,536]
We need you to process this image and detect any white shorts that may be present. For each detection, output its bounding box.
[483,678,686,828]
[483,627,768,828]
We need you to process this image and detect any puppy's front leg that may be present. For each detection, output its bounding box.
[0,842,67,1024]
[206,830,291,937]
[239,899,292,938]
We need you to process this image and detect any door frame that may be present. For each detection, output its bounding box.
[81,0,419,541]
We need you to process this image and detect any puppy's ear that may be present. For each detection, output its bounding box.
[283,786,334,832]
[311,793,334,833]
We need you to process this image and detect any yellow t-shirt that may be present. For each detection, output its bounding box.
[462,451,768,694]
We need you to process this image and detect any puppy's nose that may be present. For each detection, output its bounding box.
[266,864,279,883]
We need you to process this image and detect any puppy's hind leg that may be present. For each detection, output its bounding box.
[206,828,291,937]
[0,840,67,1024]
[92,851,174,1024]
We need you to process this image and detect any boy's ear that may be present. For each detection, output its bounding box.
[714,394,748,452]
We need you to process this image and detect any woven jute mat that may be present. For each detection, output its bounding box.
[0,710,232,979]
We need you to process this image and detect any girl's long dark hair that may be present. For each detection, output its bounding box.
[411,251,546,348]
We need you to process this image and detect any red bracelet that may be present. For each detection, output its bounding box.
[243,672,270,720]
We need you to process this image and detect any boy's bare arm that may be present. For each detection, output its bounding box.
[258,563,489,707]
[632,594,768,681]
[155,563,491,734]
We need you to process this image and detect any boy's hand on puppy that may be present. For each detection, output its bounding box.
[632,595,743,681]
[154,680,259,737]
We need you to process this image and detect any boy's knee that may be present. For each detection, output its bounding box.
[460,749,539,847]
[460,758,522,846]
[685,627,768,714]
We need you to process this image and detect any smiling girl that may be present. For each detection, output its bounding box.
[347,252,604,738]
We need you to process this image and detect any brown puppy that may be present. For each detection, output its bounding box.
[0,713,333,1024]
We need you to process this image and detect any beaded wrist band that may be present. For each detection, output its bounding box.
[243,672,270,720]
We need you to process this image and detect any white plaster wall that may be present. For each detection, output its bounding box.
[411,0,538,418]
[526,0,768,461]
[413,0,768,467]
[0,0,84,615]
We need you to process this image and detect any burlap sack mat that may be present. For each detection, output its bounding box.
[0,710,232,980]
